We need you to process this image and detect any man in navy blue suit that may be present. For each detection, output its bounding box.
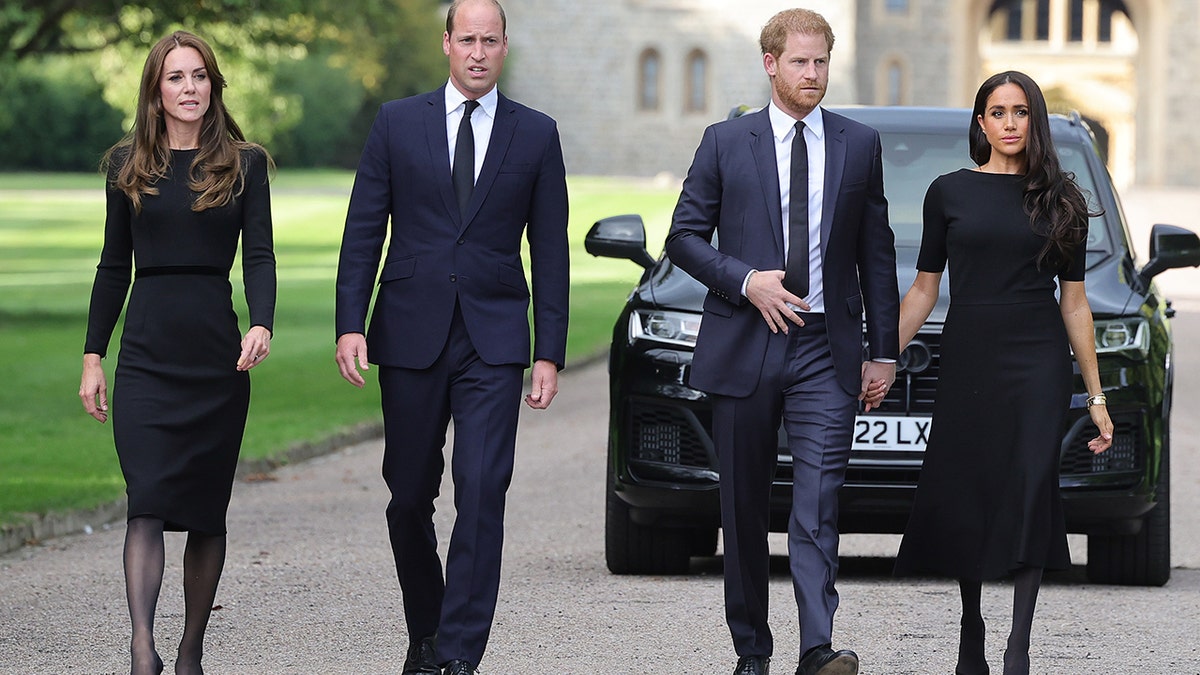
[665,8,898,675]
[333,1,568,673]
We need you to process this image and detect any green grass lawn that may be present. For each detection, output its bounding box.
[0,171,680,525]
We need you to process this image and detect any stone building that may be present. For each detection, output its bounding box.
[501,0,1200,187]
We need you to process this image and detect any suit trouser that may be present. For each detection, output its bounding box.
[711,315,856,659]
[377,304,524,666]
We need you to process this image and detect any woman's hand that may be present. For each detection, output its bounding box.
[1087,404,1114,454]
[237,325,272,371]
[79,354,109,423]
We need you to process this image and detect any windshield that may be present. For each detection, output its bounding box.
[878,130,1110,258]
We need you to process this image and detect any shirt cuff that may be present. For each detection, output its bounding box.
[741,269,757,297]
[871,358,897,363]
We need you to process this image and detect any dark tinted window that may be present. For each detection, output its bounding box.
[877,131,971,246]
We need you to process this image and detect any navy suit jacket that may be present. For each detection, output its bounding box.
[335,86,570,370]
[665,107,899,397]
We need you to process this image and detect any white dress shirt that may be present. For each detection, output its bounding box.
[769,101,826,313]
[445,82,499,182]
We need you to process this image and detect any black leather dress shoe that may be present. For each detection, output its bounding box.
[796,645,858,675]
[733,655,770,675]
[402,636,439,675]
[443,660,477,675]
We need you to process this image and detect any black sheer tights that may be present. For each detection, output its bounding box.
[1003,567,1043,675]
[125,517,165,675]
[123,517,226,675]
[955,568,1044,675]
[176,531,226,675]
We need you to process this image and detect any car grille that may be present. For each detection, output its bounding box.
[628,401,711,468]
[1059,414,1141,477]
[875,331,941,414]
[624,390,1144,484]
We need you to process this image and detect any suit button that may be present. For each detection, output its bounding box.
[457,238,465,245]
[449,274,457,282]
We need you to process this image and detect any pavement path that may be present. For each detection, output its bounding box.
[2,186,1199,674]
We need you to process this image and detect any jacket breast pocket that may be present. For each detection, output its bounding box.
[499,162,538,175]
[379,256,416,284]
[840,178,868,195]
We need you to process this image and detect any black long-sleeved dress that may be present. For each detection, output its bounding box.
[84,147,275,535]
[894,169,1085,580]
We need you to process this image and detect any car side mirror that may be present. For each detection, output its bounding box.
[1138,223,1200,287]
[585,214,657,270]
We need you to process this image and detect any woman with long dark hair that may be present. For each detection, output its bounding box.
[893,71,1113,674]
[79,30,275,675]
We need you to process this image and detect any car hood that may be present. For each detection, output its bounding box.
[639,247,1143,323]
[638,246,944,318]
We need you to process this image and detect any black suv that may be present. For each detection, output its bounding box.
[586,106,1200,586]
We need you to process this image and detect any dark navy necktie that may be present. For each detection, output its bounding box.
[783,120,809,298]
[452,99,480,217]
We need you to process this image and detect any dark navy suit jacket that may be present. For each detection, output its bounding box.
[335,86,569,370]
[665,106,899,397]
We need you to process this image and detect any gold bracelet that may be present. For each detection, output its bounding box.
[1086,393,1107,408]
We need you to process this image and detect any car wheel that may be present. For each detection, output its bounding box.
[1086,445,1171,587]
[605,485,690,575]
[689,526,719,557]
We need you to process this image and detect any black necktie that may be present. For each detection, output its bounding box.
[452,99,480,217]
[783,120,809,298]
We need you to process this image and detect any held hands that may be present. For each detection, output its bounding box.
[1087,404,1114,454]
[236,325,272,371]
[745,270,810,334]
[525,359,559,410]
[79,354,109,423]
[859,361,896,413]
[335,332,370,388]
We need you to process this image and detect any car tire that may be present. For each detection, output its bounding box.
[605,485,690,575]
[1085,445,1171,587]
[689,526,719,557]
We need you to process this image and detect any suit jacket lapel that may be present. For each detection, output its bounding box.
[750,108,785,263]
[820,108,846,258]
[424,86,462,224]
[459,93,518,233]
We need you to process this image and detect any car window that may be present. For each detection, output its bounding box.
[878,131,1111,258]
[878,132,971,246]
[1055,142,1112,258]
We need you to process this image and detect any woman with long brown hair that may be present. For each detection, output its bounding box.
[79,30,275,675]
[893,71,1113,674]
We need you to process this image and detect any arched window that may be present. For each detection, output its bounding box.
[876,57,907,106]
[886,61,905,105]
[685,49,708,113]
[638,48,661,112]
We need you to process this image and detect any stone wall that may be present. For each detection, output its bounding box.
[503,0,855,178]
[500,0,1200,186]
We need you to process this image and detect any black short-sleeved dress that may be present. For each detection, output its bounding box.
[84,147,275,535]
[893,168,1086,581]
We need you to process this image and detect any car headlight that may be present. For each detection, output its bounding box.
[629,309,702,347]
[1093,317,1149,358]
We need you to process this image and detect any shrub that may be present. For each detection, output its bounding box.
[0,58,126,171]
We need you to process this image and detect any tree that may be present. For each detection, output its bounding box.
[1,0,447,168]
[2,0,311,62]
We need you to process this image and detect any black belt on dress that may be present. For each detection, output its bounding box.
[135,265,227,279]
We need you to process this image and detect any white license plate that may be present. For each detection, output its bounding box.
[852,415,932,451]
